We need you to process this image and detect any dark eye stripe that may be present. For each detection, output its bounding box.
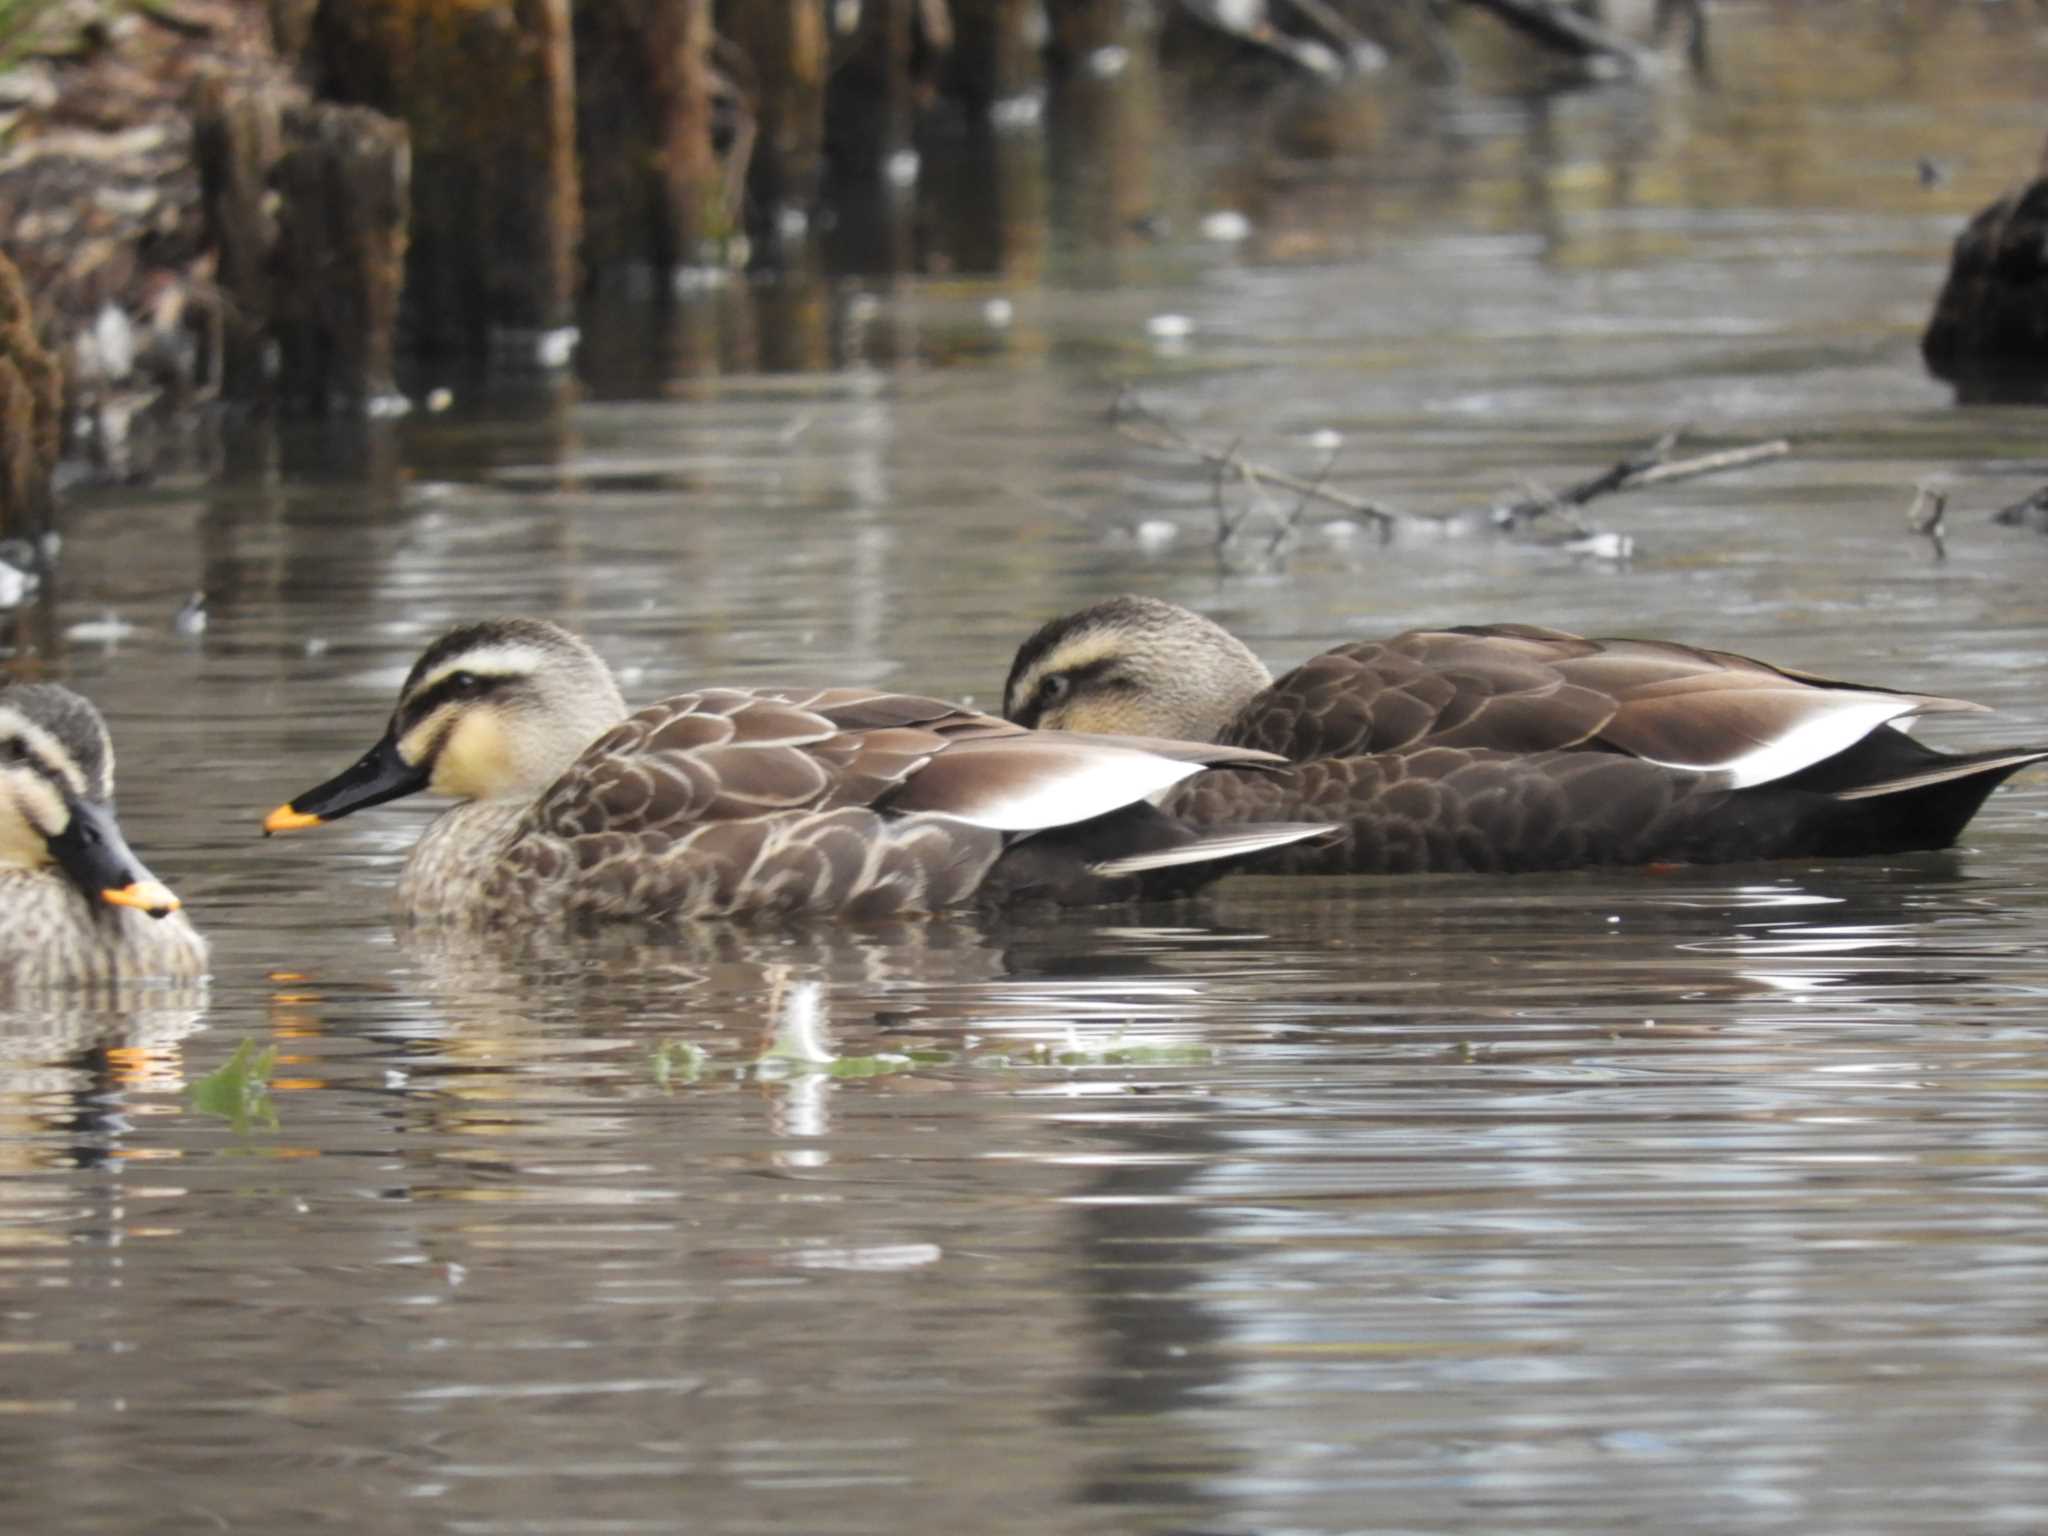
[3,738,72,789]
[1014,659,1126,725]
[402,672,508,730]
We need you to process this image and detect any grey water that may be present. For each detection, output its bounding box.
[8,7,2048,1532]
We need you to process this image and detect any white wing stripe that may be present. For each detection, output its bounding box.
[923,746,1204,831]
[1641,696,1916,788]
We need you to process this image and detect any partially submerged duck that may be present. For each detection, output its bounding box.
[0,683,205,986]
[1004,595,2048,874]
[262,619,1327,925]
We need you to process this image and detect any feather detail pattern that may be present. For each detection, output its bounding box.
[1004,598,2048,876]
[273,624,1328,927]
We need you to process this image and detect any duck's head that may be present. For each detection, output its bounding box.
[1003,595,1273,743]
[0,683,181,917]
[264,618,628,833]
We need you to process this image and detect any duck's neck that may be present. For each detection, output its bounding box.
[398,801,530,925]
[1164,646,1273,743]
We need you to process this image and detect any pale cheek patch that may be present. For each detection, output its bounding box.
[429,710,515,800]
[398,713,443,772]
[0,780,66,869]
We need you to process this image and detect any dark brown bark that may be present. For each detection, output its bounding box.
[191,76,286,396]
[271,102,410,408]
[578,0,726,281]
[721,0,827,227]
[0,252,62,542]
[308,0,580,352]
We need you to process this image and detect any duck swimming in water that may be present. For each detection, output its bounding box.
[0,683,204,986]
[262,618,1328,925]
[1003,595,2048,875]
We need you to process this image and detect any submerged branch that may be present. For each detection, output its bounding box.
[1113,391,1408,539]
[1460,0,1654,71]
[1112,392,1792,563]
[1491,432,1790,530]
[1906,484,1948,562]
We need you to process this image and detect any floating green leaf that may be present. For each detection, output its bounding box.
[650,1039,709,1088]
[188,1039,280,1133]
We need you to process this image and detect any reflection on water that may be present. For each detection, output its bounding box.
[7,6,2048,1532]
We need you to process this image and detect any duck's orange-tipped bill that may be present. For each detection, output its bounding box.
[264,803,324,835]
[265,734,428,833]
[102,879,181,918]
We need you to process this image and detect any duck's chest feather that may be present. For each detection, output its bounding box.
[0,869,207,986]
[396,802,529,925]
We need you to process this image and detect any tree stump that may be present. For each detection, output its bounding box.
[272,103,411,410]
[0,252,62,543]
[950,0,1044,116]
[309,0,580,356]
[577,0,723,281]
[192,76,288,397]
[722,1,828,240]
[1923,175,2048,402]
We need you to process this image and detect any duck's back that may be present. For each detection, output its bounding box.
[405,686,1246,926]
[1178,625,2040,875]
[1221,625,1974,776]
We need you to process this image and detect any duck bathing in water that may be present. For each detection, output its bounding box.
[1003,596,2048,875]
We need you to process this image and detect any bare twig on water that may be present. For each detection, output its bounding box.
[1279,0,1387,68]
[1992,483,2048,531]
[1906,484,1948,562]
[1113,390,1408,539]
[1278,439,1345,558]
[1491,430,1790,530]
[1461,0,1654,72]
[1109,393,1790,563]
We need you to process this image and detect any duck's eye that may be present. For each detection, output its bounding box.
[1037,674,1071,706]
[447,671,484,698]
[2,737,28,765]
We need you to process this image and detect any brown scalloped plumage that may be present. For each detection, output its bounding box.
[272,623,1330,928]
[1004,599,2048,876]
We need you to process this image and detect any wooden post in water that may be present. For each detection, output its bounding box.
[722,0,828,238]
[0,252,61,544]
[271,103,412,409]
[948,0,1043,116]
[661,0,721,271]
[828,0,921,182]
[308,0,581,356]
[578,0,724,282]
[191,78,285,398]
[1044,0,1132,62]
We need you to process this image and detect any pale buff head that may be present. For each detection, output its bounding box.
[392,619,630,801]
[0,683,181,916]
[0,685,107,870]
[1003,595,1274,743]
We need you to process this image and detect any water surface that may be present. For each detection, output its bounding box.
[7,8,2048,1532]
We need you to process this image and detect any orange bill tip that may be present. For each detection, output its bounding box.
[264,803,323,835]
[102,879,181,917]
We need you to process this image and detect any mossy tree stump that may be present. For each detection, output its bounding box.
[309,0,580,355]
[721,0,828,239]
[0,253,62,542]
[577,0,723,281]
[1924,175,2048,402]
[949,0,1044,116]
